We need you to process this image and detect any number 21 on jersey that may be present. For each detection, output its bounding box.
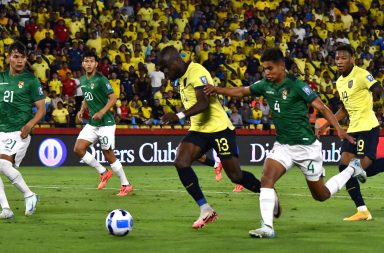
[3,90,14,102]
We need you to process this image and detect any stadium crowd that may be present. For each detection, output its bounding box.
[0,0,383,130]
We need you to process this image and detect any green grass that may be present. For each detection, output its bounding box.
[0,166,383,253]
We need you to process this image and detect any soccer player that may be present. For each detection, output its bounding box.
[0,42,45,219]
[317,44,384,221]
[74,50,133,196]
[204,48,365,238]
[159,46,279,229]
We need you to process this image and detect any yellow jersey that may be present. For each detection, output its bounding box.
[336,66,379,133]
[177,62,234,133]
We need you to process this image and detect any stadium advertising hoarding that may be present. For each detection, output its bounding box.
[22,134,382,167]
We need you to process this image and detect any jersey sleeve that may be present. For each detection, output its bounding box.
[30,77,45,102]
[100,76,114,95]
[294,79,318,103]
[189,65,211,88]
[358,69,377,89]
[249,80,265,97]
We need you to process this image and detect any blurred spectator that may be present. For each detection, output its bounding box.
[149,64,165,96]
[51,101,69,127]
[62,72,76,97]
[230,107,243,128]
[48,72,63,96]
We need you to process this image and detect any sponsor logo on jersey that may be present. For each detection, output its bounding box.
[90,83,95,89]
[366,74,374,82]
[18,81,24,88]
[106,83,112,90]
[302,86,312,95]
[281,89,288,99]
[348,80,353,88]
[266,90,274,94]
[200,76,208,85]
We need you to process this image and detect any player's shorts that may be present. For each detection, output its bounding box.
[182,128,238,160]
[77,124,116,150]
[0,131,31,168]
[341,126,379,160]
[266,140,324,181]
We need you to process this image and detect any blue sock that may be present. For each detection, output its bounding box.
[366,158,384,177]
[340,164,365,207]
[239,171,261,193]
[177,167,206,206]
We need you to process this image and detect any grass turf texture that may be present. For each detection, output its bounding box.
[0,166,383,253]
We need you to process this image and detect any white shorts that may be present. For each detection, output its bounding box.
[77,124,116,150]
[0,131,31,168]
[266,140,325,181]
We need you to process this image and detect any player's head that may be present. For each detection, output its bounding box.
[158,46,184,81]
[260,48,286,83]
[82,50,98,75]
[335,44,354,74]
[7,41,28,74]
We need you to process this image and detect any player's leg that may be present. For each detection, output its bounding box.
[249,158,285,238]
[74,125,110,189]
[197,154,223,182]
[340,129,379,221]
[0,177,14,219]
[175,133,216,229]
[0,133,38,216]
[99,125,132,196]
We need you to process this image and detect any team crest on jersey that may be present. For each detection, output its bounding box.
[281,89,288,100]
[18,81,24,88]
[366,74,374,82]
[90,83,95,89]
[200,76,208,85]
[348,80,353,88]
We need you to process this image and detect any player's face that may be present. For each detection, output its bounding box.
[8,50,27,74]
[335,51,354,74]
[262,60,285,84]
[160,60,180,81]
[82,57,98,75]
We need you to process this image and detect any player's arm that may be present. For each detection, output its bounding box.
[93,92,117,120]
[77,100,88,121]
[369,82,383,101]
[162,87,209,124]
[311,97,355,144]
[316,102,348,134]
[20,99,46,139]
[204,84,251,97]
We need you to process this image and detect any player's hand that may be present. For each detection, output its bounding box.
[92,111,104,120]
[77,111,84,121]
[337,129,356,144]
[20,123,33,139]
[315,124,330,138]
[204,84,217,96]
[161,113,179,124]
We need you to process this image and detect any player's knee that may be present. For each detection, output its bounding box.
[227,171,243,184]
[174,157,191,170]
[73,146,85,157]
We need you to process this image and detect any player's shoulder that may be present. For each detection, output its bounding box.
[22,70,40,82]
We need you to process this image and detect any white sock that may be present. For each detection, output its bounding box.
[0,159,34,198]
[200,203,212,215]
[110,160,129,185]
[259,188,275,228]
[325,166,354,196]
[357,206,368,212]
[82,152,106,174]
[214,160,219,168]
[0,177,10,209]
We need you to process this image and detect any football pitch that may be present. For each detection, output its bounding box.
[0,166,383,253]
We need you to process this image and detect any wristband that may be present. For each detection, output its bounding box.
[176,112,185,119]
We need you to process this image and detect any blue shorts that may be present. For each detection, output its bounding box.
[341,127,379,160]
[182,128,239,160]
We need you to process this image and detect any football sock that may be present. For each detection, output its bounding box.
[201,157,215,167]
[366,158,384,177]
[0,177,10,209]
[81,152,106,174]
[239,171,261,193]
[110,160,129,185]
[259,188,275,228]
[325,166,354,195]
[339,164,365,207]
[0,159,33,198]
[177,167,206,206]
[357,205,368,212]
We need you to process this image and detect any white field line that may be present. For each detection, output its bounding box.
[28,184,384,200]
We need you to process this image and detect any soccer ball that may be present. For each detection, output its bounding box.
[105,209,134,236]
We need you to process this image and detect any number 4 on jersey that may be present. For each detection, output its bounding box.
[274,101,280,113]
